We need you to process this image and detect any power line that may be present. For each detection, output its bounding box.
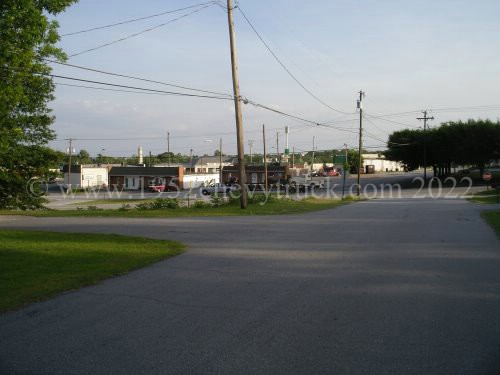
[6,64,376,137]
[36,72,233,101]
[61,1,217,36]
[47,60,232,97]
[246,100,358,134]
[69,3,215,57]
[363,116,391,136]
[237,5,352,115]
[54,82,190,97]
[429,105,500,113]
[364,112,421,129]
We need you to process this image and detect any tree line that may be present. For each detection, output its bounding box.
[384,119,500,176]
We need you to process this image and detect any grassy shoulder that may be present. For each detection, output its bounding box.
[0,197,355,218]
[0,230,185,312]
[481,211,500,237]
[468,189,500,204]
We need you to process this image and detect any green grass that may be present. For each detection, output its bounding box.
[0,230,185,312]
[482,211,500,237]
[0,197,353,218]
[468,189,500,204]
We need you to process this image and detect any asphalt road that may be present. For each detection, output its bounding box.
[0,198,499,374]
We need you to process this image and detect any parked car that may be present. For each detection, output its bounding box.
[201,183,239,195]
[149,179,180,192]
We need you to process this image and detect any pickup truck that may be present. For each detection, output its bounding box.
[288,173,325,191]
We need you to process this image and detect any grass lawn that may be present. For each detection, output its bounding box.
[0,230,185,312]
[468,189,500,204]
[0,197,353,218]
[482,211,500,237]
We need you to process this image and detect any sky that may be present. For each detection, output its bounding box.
[48,0,500,158]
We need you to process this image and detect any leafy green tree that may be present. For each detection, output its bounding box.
[384,129,424,171]
[0,0,77,209]
[385,120,500,176]
[346,149,363,173]
[75,149,93,164]
[157,152,190,163]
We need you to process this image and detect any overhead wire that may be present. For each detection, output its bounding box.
[46,59,233,98]
[69,3,215,57]
[61,1,217,36]
[236,4,352,115]
[50,74,232,100]
[364,112,421,129]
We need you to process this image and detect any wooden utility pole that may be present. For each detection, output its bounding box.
[357,91,365,196]
[310,136,315,175]
[219,138,223,184]
[276,132,280,163]
[227,0,247,208]
[167,132,170,166]
[342,143,348,199]
[263,124,268,192]
[417,110,434,181]
[189,149,193,173]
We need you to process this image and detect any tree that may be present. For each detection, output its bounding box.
[384,129,424,171]
[347,149,363,173]
[0,0,77,209]
[385,120,500,177]
[76,149,93,164]
[214,149,227,157]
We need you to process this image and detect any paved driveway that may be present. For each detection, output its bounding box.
[0,199,499,374]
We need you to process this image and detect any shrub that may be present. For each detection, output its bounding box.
[193,200,210,209]
[210,194,227,207]
[135,198,179,210]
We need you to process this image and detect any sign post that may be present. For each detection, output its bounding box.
[483,172,492,190]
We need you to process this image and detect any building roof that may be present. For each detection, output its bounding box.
[222,164,288,172]
[192,156,237,165]
[109,166,180,176]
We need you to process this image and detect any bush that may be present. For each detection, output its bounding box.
[193,200,210,209]
[210,194,227,207]
[118,204,131,211]
[135,198,179,210]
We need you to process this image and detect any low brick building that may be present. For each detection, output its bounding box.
[109,166,184,190]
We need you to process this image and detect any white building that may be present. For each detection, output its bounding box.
[362,153,405,173]
[63,165,109,188]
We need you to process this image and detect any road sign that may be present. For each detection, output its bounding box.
[483,172,492,181]
[334,155,347,164]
